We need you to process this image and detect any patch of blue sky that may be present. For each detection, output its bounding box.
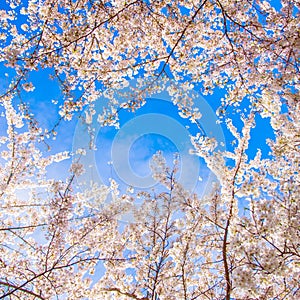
[91,96,210,194]
[1,69,276,208]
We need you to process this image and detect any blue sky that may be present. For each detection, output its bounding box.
[0,60,275,195]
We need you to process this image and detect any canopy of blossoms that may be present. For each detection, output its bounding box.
[0,0,299,299]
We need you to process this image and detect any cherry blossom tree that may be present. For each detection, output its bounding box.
[0,0,299,299]
[0,98,132,298]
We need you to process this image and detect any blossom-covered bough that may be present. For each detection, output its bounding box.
[0,0,299,299]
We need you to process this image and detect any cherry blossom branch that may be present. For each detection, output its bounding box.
[0,280,45,300]
[157,0,208,77]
